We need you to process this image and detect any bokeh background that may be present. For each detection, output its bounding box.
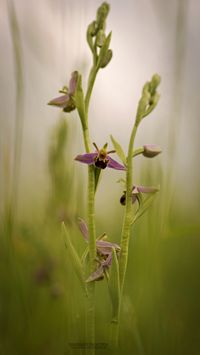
[0,0,200,354]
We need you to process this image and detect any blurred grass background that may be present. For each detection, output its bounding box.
[0,0,200,354]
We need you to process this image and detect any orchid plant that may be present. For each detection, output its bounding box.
[48,2,161,353]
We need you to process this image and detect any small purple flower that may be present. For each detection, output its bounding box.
[75,143,125,170]
[120,185,159,205]
[48,71,78,112]
[78,218,120,282]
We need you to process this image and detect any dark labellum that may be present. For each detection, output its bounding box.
[94,157,108,169]
[120,192,126,205]
[95,274,104,281]
[63,99,76,112]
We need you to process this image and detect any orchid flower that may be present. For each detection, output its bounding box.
[78,218,120,282]
[120,185,159,205]
[75,143,125,170]
[48,71,78,112]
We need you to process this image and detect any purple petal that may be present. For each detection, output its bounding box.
[134,185,159,194]
[75,152,97,165]
[78,218,88,241]
[86,265,104,282]
[48,94,70,108]
[97,240,120,251]
[69,71,78,95]
[107,156,126,171]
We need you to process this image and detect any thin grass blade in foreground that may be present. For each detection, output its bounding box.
[7,0,24,237]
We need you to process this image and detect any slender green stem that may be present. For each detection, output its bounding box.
[85,166,96,352]
[85,66,98,117]
[120,123,138,289]
[87,166,97,270]
[111,123,138,346]
[132,147,144,157]
[82,126,91,153]
[110,321,120,348]
[81,126,96,355]
[79,64,99,354]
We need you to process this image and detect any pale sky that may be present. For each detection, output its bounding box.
[0,0,199,213]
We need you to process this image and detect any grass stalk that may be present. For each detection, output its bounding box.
[7,0,24,238]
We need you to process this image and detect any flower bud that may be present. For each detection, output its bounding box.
[151,74,161,89]
[136,91,151,123]
[96,29,106,47]
[87,21,98,37]
[149,74,161,96]
[96,2,110,30]
[100,49,113,68]
[143,144,162,158]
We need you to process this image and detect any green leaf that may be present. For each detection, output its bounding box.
[81,246,89,265]
[131,191,159,225]
[107,248,121,323]
[97,31,112,69]
[110,135,126,165]
[73,74,86,129]
[62,223,87,295]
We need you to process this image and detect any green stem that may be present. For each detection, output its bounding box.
[111,123,138,346]
[82,126,91,153]
[132,147,144,157]
[80,64,99,354]
[81,127,96,355]
[87,166,96,269]
[110,321,120,348]
[120,123,138,289]
[85,166,96,353]
[85,66,98,117]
